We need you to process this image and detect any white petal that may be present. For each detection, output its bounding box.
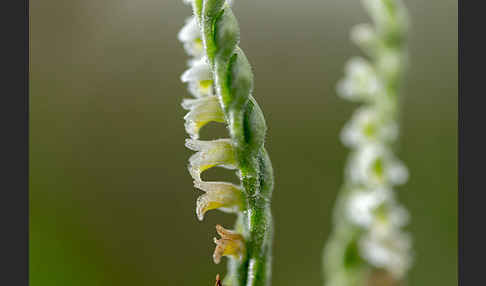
[187,81,213,98]
[350,23,376,49]
[337,57,383,101]
[178,17,199,43]
[347,143,408,187]
[341,106,398,147]
[359,228,412,279]
[185,138,237,180]
[178,17,204,58]
[194,181,242,221]
[182,96,224,139]
[346,189,385,227]
[362,0,390,29]
[181,57,211,83]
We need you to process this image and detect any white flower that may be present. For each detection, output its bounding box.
[182,95,225,139]
[181,57,214,97]
[185,138,237,181]
[181,57,211,83]
[187,80,213,98]
[359,227,412,279]
[337,57,383,102]
[194,180,243,221]
[178,16,204,58]
[346,185,410,228]
[341,106,398,148]
[347,143,408,187]
[350,23,377,53]
[362,0,392,31]
[346,187,387,227]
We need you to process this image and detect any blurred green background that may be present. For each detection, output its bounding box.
[30,0,457,285]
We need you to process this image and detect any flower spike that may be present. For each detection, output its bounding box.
[179,1,274,284]
[324,0,412,284]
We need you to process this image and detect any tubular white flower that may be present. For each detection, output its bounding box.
[194,180,244,221]
[347,143,408,187]
[346,185,409,228]
[363,0,394,31]
[350,23,378,55]
[182,96,225,139]
[336,57,384,101]
[188,80,213,98]
[346,187,388,228]
[181,57,211,83]
[359,226,412,279]
[345,186,412,278]
[178,16,204,58]
[341,106,398,148]
[181,57,214,98]
[185,138,237,181]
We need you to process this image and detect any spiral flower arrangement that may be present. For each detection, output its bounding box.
[179,1,274,285]
[323,0,413,285]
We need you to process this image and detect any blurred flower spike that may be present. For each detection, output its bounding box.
[324,0,413,284]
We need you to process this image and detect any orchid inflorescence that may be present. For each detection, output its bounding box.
[179,1,274,285]
[323,0,413,285]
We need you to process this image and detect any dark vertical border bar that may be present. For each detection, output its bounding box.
[26,0,30,283]
[457,0,462,284]
[0,0,29,284]
[459,0,484,285]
